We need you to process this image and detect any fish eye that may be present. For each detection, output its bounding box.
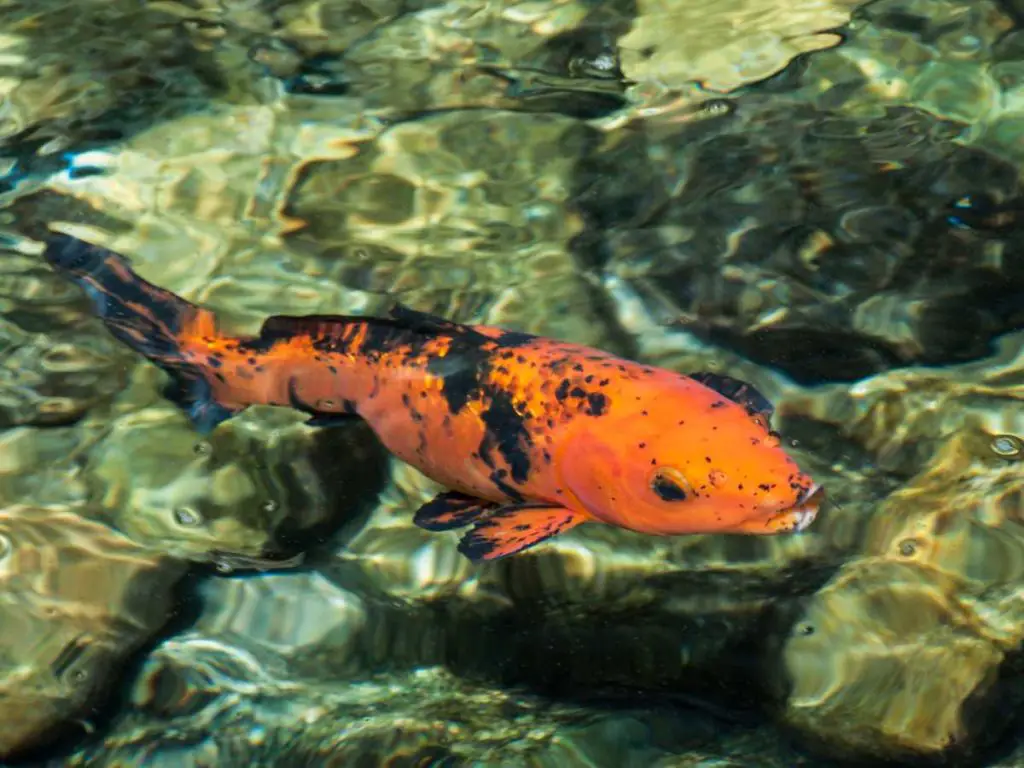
[650,467,692,502]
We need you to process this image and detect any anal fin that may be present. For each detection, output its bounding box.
[413,491,497,532]
[457,504,585,562]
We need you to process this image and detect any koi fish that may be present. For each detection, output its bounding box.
[43,234,823,563]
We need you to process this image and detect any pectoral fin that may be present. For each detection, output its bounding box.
[457,504,585,562]
[413,490,497,532]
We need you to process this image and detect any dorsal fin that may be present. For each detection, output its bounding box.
[387,303,488,341]
[689,371,774,422]
[256,306,487,350]
[258,314,361,344]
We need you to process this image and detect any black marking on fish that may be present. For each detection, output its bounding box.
[413,490,496,531]
[457,503,577,562]
[689,371,774,422]
[479,389,533,486]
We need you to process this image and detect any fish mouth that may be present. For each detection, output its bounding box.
[785,484,824,532]
[728,483,824,534]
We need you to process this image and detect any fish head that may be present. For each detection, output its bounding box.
[559,380,823,536]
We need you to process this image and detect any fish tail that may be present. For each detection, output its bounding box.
[43,234,244,433]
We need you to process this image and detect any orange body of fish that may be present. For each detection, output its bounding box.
[44,235,823,562]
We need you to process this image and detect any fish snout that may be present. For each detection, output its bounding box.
[789,483,824,531]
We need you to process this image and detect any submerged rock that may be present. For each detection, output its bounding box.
[619,0,860,93]
[335,0,612,117]
[283,107,613,346]
[584,0,1024,385]
[777,427,1024,762]
[780,558,1007,762]
[0,0,235,168]
[57,631,812,767]
[0,505,186,760]
[195,570,367,665]
[578,97,1024,383]
[778,329,1024,477]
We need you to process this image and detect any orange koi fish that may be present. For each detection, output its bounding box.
[44,235,823,562]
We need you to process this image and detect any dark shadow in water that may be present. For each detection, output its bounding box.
[267,421,393,563]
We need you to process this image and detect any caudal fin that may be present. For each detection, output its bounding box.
[43,234,243,433]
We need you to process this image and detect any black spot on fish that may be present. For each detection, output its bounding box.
[492,330,535,348]
[586,392,608,415]
[570,386,586,399]
[479,390,533,486]
[427,352,481,414]
[555,379,571,402]
[488,468,525,502]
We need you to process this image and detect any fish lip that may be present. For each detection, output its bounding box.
[789,483,824,531]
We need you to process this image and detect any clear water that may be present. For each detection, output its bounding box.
[0,0,1022,765]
